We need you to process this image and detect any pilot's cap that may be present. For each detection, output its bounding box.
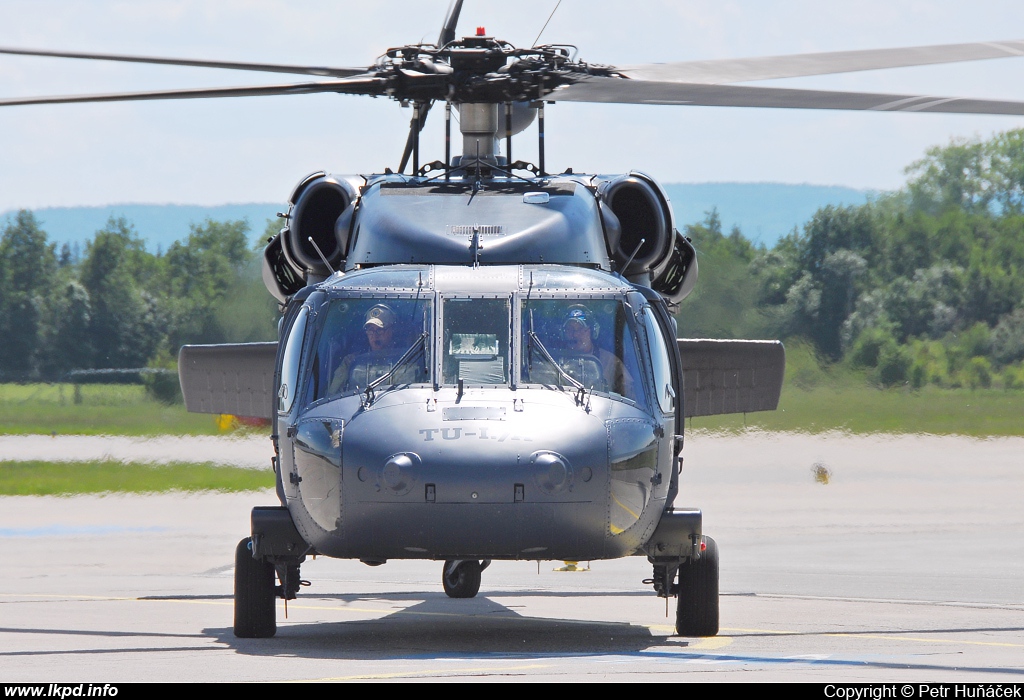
[363,304,396,330]
[562,304,593,328]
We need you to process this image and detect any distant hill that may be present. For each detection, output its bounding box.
[663,182,875,247]
[2,183,876,251]
[0,203,282,253]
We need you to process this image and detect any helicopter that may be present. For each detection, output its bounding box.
[5,2,1024,640]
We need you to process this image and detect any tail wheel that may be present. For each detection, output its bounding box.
[675,535,719,637]
[234,538,277,638]
[442,559,483,598]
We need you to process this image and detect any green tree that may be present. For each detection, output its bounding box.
[159,219,275,351]
[0,211,56,376]
[676,210,765,339]
[80,218,162,368]
[906,137,992,215]
[38,279,92,376]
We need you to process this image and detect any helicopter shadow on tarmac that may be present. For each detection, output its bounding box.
[200,597,1024,679]
[204,592,685,661]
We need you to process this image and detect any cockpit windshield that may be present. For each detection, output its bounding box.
[520,298,644,405]
[309,297,432,402]
[301,274,649,412]
[441,297,511,385]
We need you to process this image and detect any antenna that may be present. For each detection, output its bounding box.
[620,237,646,274]
[505,102,513,166]
[474,139,482,181]
[412,102,420,175]
[307,236,336,274]
[445,101,452,180]
[532,0,563,47]
[470,228,483,268]
[538,102,546,176]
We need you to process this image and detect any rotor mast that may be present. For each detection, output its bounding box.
[458,102,499,165]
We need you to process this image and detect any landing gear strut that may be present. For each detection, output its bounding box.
[442,559,490,598]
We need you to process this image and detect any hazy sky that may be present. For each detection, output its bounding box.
[3,0,1024,210]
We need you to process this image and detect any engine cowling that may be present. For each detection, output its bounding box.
[650,230,698,305]
[262,173,360,302]
[283,174,358,276]
[598,173,674,277]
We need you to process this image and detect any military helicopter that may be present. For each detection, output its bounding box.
[6,2,1024,640]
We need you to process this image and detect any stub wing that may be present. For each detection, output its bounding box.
[677,339,785,418]
[178,342,278,419]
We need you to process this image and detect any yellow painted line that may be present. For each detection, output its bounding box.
[645,623,734,648]
[292,663,553,682]
[723,626,1024,648]
[0,593,138,601]
[690,636,732,649]
[647,623,675,634]
[825,633,1024,648]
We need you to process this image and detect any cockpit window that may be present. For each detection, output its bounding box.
[640,305,675,414]
[309,297,431,402]
[441,297,511,385]
[520,298,644,405]
[279,305,308,413]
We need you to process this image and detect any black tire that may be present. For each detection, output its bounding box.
[442,559,482,598]
[234,537,277,638]
[675,535,719,637]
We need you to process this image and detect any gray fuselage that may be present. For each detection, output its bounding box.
[275,264,678,562]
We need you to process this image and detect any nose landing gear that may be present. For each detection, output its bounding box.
[233,537,277,638]
[442,559,491,598]
[674,535,719,637]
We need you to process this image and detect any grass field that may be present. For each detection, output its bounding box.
[0,460,274,496]
[689,384,1024,436]
[690,343,1024,436]
[3,357,1024,438]
[0,383,229,436]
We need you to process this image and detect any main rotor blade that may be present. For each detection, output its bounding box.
[552,77,1024,116]
[0,76,383,107]
[617,39,1024,85]
[438,0,465,47]
[0,46,368,78]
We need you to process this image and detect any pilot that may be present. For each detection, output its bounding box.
[328,304,402,394]
[561,304,634,397]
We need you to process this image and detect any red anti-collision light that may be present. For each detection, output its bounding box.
[700,541,707,552]
[476,26,486,36]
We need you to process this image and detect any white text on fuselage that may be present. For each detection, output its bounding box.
[418,427,532,442]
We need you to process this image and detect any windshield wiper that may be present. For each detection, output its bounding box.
[526,330,589,408]
[363,331,428,407]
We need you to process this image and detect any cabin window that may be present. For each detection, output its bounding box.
[279,305,309,413]
[640,306,675,414]
[520,298,644,405]
[309,297,432,401]
[441,297,511,385]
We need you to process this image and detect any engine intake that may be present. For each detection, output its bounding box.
[262,173,360,301]
[284,175,358,276]
[599,174,673,277]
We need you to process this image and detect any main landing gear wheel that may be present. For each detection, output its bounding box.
[675,535,719,637]
[234,537,277,638]
[442,559,484,598]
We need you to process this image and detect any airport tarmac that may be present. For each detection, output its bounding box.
[0,431,1022,682]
